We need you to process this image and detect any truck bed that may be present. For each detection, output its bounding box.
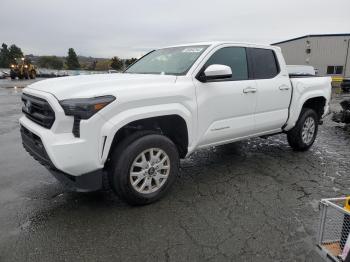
[284,76,332,131]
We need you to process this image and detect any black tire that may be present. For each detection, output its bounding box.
[30,70,36,79]
[10,71,16,80]
[287,108,319,151]
[108,131,179,205]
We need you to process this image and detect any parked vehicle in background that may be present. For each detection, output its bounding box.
[333,99,350,124]
[20,42,332,205]
[287,65,316,76]
[10,58,37,80]
[0,71,7,79]
[342,78,350,93]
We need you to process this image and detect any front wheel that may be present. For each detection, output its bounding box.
[10,71,16,80]
[30,70,36,79]
[287,108,319,151]
[108,132,179,205]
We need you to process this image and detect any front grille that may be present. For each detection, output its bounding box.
[20,125,54,169]
[22,93,55,128]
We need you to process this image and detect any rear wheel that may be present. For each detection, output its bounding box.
[287,108,319,151]
[108,132,179,205]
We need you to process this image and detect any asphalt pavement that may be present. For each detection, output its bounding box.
[0,78,349,262]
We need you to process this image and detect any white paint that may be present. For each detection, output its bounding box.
[20,42,332,176]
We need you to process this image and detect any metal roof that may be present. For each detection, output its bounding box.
[272,34,350,45]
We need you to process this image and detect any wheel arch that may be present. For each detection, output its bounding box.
[301,96,327,120]
[100,106,193,166]
[284,93,328,131]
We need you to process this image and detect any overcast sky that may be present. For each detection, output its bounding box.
[1,0,349,58]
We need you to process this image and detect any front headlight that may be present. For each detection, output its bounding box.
[11,64,15,68]
[60,95,115,119]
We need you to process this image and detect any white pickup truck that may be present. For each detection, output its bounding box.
[20,42,332,205]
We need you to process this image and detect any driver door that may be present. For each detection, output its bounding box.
[194,46,257,147]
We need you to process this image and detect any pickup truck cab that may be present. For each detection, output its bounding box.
[20,42,332,205]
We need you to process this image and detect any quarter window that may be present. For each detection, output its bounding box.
[204,47,248,81]
[249,48,279,79]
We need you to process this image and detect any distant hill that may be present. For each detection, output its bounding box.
[25,54,136,71]
[1,43,137,71]
[25,54,109,68]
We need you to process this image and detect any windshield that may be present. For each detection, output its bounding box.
[125,45,208,75]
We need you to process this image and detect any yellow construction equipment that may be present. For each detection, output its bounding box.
[10,57,37,80]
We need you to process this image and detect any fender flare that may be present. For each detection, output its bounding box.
[99,103,193,163]
[284,90,327,131]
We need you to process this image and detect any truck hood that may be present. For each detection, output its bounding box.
[25,73,177,100]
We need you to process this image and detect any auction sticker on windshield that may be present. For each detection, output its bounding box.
[182,48,204,53]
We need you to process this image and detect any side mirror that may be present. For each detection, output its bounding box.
[203,64,232,81]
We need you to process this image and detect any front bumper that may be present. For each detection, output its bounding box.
[21,124,103,192]
[19,88,109,175]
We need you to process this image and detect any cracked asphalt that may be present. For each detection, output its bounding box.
[0,78,349,262]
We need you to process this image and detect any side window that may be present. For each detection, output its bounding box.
[327,66,335,74]
[327,65,343,75]
[249,48,280,79]
[204,47,248,81]
[336,66,343,74]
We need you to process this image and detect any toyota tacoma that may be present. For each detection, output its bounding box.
[20,42,332,205]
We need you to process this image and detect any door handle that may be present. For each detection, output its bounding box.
[243,87,257,94]
[279,86,290,91]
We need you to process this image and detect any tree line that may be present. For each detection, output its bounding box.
[0,43,137,71]
[0,43,24,68]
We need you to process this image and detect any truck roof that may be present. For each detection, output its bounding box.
[165,41,280,51]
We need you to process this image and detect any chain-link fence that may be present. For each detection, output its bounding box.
[318,198,350,261]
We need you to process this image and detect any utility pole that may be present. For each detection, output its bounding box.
[344,38,350,78]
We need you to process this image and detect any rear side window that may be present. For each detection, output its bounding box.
[249,48,279,79]
[204,47,248,81]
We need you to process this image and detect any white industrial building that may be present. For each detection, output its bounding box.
[273,34,350,78]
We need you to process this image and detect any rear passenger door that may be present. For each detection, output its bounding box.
[247,48,292,133]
